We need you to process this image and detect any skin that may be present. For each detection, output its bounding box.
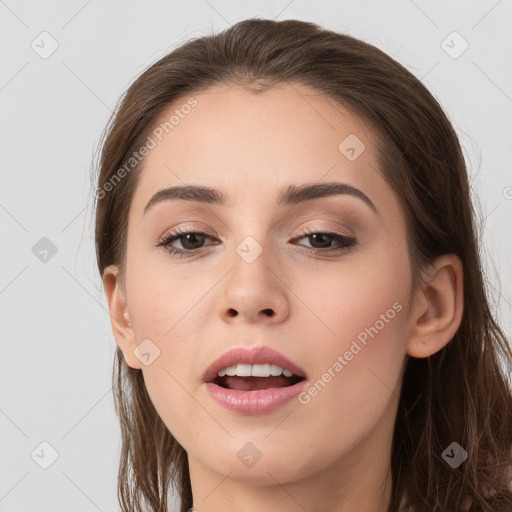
[103,83,464,512]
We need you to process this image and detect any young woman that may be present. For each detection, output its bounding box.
[93,18,512,512]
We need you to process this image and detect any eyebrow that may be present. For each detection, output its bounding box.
[143,181,378,216]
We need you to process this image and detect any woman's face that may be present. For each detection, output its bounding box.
[114,83,416,490]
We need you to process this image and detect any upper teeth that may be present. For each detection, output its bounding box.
[218,364,294,378]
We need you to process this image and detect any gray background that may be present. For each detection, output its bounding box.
[1,1,511,511]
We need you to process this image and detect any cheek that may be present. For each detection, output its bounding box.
[123,255,220,436]
[124,284,205,446]
[125,247,215,341]
[291,243,410,419]
[292,239,411,352]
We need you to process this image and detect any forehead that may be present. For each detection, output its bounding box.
[130,83,388,215]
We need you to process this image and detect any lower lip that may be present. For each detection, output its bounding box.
[204,379,308,415]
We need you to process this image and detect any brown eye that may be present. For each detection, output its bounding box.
[174,233,207,251]
[157,230,215,256]
[295,231,357,255]
[294,231,357,253]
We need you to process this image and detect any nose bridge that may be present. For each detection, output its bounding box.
[230,231,276,293]
[228,202,276,270]
[228,193,295,278]
[218,226,290,323]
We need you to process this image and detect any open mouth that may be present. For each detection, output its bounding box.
[212,374,305,391]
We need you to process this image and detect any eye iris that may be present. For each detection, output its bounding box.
[309,233,333,248]
[180,233,206,250]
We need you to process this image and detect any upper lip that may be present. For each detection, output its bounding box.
[202,346,308,383]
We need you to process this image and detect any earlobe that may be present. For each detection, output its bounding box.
[406,254,464,358]
[102,265,142,370]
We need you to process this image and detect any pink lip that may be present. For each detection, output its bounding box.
[202,346,307,383]
[202,346,308,416]
[204,379,308,415]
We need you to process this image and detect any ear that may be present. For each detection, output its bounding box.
[102,265,142,370]
[406,254,464,358]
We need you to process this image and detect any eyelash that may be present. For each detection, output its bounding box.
[156,227,357,258]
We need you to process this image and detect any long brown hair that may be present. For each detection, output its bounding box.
[92,18,512,512]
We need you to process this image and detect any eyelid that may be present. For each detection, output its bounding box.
[295,222,354,238]
[158,222,214,239]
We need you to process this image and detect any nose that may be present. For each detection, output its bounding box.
[218,240,290,325]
